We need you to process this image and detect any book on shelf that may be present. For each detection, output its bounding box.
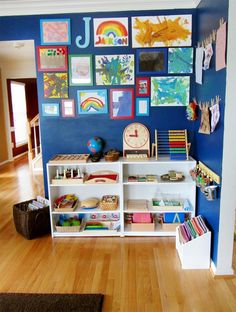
[178,215,209,244]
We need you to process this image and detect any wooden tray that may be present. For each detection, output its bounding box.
[49,154,90,164]
[51,176,87,185]
[84,170,118,184]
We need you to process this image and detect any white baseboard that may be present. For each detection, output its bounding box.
[211,260,235,276]
[0,159,11,167]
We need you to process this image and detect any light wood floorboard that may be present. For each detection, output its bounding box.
[0,156,235,311]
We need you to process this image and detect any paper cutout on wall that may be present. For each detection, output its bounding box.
[94,18,128,47]
[95,54,134,85]
[43,73,68,98]
[216,22,227,71]
[75,17,91,49]
[151,76,190,106]
[168,48,193,73]
[132,15,192,48]
[195,47,204,84]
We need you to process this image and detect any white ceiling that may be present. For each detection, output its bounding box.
[0,0,201,16]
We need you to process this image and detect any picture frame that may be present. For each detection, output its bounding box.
[77,89,108,115]
[136,98,150,116]
[110,88,134,119]
[61,99,75,117]
[43,73,68,98]
[69,54,93,86]
[136,77,150,97]
[95,54,134,85]
[151,76,190,106]
[37,46,68,72]
[40,19,71,45]
[136,48,167,75]
[42,103,60,117]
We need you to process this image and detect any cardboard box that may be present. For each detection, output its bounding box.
[131,222,155,232]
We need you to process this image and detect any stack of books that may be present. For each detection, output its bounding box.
[178,215,209,244]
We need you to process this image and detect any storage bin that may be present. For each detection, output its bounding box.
[13,199,51,239]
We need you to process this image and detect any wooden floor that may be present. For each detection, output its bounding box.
[0,156,236,312]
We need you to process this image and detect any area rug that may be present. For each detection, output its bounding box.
[0,293,104,312]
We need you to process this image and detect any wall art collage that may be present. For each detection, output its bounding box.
[38,15,193,118]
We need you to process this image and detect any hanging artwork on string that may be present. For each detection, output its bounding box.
[203,43,214,70]
[198,102,210,134]
[186,98,198,121]
[216,21,227,71]
[210,96,220,132]
[195,47,204,84]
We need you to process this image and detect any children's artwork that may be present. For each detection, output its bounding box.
[94,17,128,47]
[61,99,75,117]
[132,15,192,48]
[168,48,193,74]
[136,98,150,116]
[195,47,204,84]
[186,99,198,121]
[43,73,68,98]
[198,102,210,134]
[95,54,134,85]
[136,48,167,75]
[210,96,220,132]
[40,19,71,45]
[110,88,134,119]
[42,103,60,116]
[151,76,190,106]
[69,55,93,86]
[37,46,68,71]
[203,43,213,70]
[216,22,227,71]
[77,89,108,114]
[136,77,150,96]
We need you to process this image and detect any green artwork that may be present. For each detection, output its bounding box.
[168,48,193,73]
[151,76,190,106]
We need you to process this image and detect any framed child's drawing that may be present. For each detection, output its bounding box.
[37,46,68,71]
[61,99,75,117]
[40,19,71,45]
[42,103,60,117]
[136,98,150,116]
[77,89,108,114]
[69,54,93,86]
[110,88,134,119]
[43,73,68,98]
[136,77,150,96]
[136,48,167,75]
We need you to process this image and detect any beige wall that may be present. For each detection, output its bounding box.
[0,69,8,164]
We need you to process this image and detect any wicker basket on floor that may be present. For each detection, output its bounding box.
[13,199,51,240]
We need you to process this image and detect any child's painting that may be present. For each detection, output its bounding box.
[37,46,68,71]
[94,17,129,47]
[95,54,134,85]
[69,55,93,86]
[43,73,68,98]
[168,48,193,73]
[40,19,71,45]
[42,103,60,116]
[77,89,108,114]
[132,15,192,48]
[151,76,190,106]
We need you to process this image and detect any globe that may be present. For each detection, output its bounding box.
[87,137,103,154]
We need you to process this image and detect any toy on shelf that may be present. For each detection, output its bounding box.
[56,215,81,232]
[127,174,157,182]
[99,195,119,211]
[87,137,103,154]
[53,194,78,212]
[152,198,183,211]
[160,170,185,182]
[52,167,87,184]
[80,198,100,210]
[49,154,90,164]
[104,149,120,162]
[85,170,119,184]
[152,129,189,160]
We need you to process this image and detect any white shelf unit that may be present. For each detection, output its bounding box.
[122,157,196,236]
[47,157,196,238]
[47,160,123,237]
[176,228,211,269]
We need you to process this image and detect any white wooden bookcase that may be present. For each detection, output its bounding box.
[47,157,196,238]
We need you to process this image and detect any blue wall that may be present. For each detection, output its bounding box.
[194,0,228,265]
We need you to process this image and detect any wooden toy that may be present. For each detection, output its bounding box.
[49,154,90,164]
[84,170,119,184]
[123,122,150,159]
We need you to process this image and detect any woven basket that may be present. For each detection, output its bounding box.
[13,199,51,240]
[55,225,81,232]
[99,195,118,211]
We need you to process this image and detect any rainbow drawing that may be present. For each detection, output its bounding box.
[94,18,128,47]
[77,90,108,114]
